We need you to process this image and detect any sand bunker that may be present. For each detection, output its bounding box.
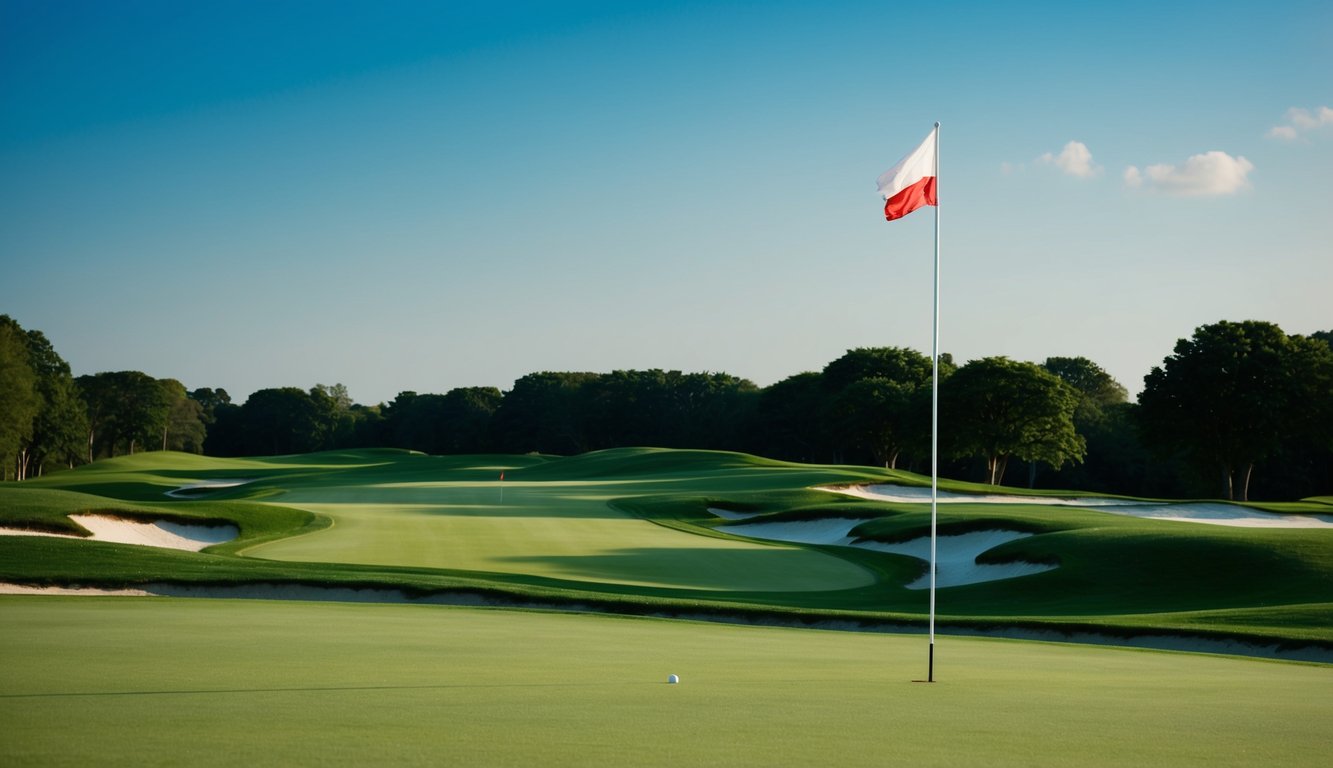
[714,513,1055,588]
[164,478,254,498]
[0,583,154,596]
[860,530,1055,588]
[821,484,1333,529]
[0,515,238,551]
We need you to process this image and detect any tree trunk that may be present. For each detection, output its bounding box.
[1028,460,1037,489]
[997,456,1009,486]
[1221,463,1234,500]
[87,428,95,464]
[1240,462,1254,502]
[986,455,999,485]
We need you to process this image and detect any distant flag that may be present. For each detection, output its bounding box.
[877,126,938,221]
[499,471,505,482]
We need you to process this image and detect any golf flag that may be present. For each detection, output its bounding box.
[877,122,943,682]
[877,126,938,221]
[499,471,505,481]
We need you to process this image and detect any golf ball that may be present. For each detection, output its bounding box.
[667,674,679,684]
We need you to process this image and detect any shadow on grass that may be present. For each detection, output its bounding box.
[494,547,875,592]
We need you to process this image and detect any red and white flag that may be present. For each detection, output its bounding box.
[877,126,937,221]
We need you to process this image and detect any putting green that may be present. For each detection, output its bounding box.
[244,478,874,591]
[3,596,1328,767]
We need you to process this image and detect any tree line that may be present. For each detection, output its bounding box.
[2,314,1329,501]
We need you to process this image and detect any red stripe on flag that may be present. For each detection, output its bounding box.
[883,176,936,221]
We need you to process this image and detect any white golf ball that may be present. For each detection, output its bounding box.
[667,674,680,684]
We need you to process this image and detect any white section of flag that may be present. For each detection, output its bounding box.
[877,126,937,200]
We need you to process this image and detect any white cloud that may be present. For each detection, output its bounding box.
[1267,106,1333,140]
[1123,151,1254,197]
[1038,140,1100,178]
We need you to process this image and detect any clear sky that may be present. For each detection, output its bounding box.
[2,0,1330,405]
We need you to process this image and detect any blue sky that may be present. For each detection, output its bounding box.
[2,0,1330,404]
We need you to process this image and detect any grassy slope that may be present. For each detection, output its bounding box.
[2,597,1329,768]
[2,448,1330,645]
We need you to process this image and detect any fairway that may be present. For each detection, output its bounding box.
[245,478,874,591]
[2,596,1329,768]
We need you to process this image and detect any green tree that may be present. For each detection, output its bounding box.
[827,377,914,468]
[822,347,937,393]
[76,371,172,457]
[1138,321,1332,501]
[943,357,1084,485]
[0,316,88,477]
[312,383,353,412]
[1042,356,1128,425]
[753,372,827,462]
[669,371,758,450]
[437,387,502,453]
[1036,356,1132,489]
[820,347,947,467]
[28,372,88,474]
[382,387,501,454]
[492,372,599,455]
[189,387,232,426]
[309,384,351,449]
[0,324,39,480]
[159,379,206,453]
[239,388,325,455]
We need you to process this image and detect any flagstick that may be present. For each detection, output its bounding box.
[928,120,940,684]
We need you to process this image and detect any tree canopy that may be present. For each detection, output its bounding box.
[818,347,945,468]
[0,322,39,480]
[2,314,1328,500]
[1138,320,1333,501]
[943,357,1085,485]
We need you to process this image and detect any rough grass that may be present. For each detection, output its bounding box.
[2,597,1329,768]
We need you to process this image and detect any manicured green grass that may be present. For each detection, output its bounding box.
[2,597,1328,768]
[2,447,1330,646]
[242,450,877,592]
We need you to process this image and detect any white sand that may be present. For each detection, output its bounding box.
[164,478,253,498]
[820,484,1333,528]
[706,507,760,520]
[0,514,238,551]
[858,530,1056,589]
[823,484,1146,507]
[0,583,153,596]
[716,515,1055,588]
